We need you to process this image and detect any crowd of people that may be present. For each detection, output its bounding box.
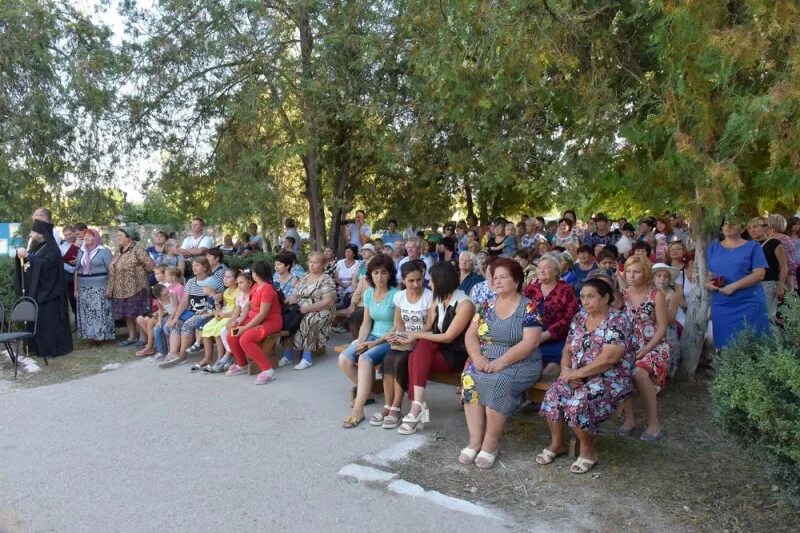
[13,207,799,475]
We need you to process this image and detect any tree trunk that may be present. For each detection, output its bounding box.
[677,211,712,380]
[297,6,326,251]
[465,179,474,219]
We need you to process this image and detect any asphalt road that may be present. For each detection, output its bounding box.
[0,339,508,533]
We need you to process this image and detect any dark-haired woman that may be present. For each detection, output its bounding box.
[394,262,475,435]
[223,261,283,385]
[537,278,635,474]
[552,218,579,249]
[107,227,155,346]
[335,244,360,308]
[460,257,543,468]
[273,253,298,299]
[339,254,399,428]
[375,261,433,428]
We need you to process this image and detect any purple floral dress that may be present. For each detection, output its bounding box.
[540,310,635,436]
[623,288,671,388]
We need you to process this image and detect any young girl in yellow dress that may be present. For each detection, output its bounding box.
[197,268,240,372]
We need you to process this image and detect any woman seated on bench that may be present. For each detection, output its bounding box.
[459,257,543,469]
[375,260,432,428]
[224,261,283,385]
[286,252,337,370]
[537,278,635,474]
[393,262,474,435]
[338,254,398,428]
[523,252,580,379]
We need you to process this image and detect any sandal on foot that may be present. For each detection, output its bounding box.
[397,401,429,435]
[474,450,497,469]
[370,405,392,426]
[640,430,665,442]
[190,364,204,373]
[569,456,598,474]
[342,416,364,429]
[535,447,565,465]
[382,407,402,429]
[458,447,479,465]
[616,425,638,437]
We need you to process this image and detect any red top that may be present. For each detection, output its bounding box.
[523,279,580,342]
[246,282,281,325]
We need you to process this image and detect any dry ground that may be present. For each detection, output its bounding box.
[0,329,141,388]
[397,374,799,532]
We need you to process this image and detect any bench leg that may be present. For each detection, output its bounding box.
[568,437,581,458]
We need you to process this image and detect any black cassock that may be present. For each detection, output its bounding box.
[13,238,73,357]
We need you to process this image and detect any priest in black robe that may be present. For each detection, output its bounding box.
[13,218,73,358]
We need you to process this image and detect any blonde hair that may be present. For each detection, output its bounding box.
[766,214,787,233]
[624,255,652,284]
[748,217,767,229]
[166,266,184,284]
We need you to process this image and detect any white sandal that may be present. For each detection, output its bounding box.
[397,401,429,435]
[369,405,392,426]
[474,450,497,469]
[382,407,402,429]
[569,456,598,474]
[458,447,479,465]
[535,447,564,465]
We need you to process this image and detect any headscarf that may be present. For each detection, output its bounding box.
[119,226,140,242]
[81,228,103,275]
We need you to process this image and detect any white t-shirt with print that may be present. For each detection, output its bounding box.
[393,288,433,332]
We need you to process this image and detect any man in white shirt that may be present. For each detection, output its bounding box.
[284,217,302,254]
[348,210,371,249]
[179,217,213,259]
[396,238,432,286]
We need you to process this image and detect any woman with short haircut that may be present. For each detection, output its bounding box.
[514,249,537,287]
[705,216,768,349]
[551,218,579,249]
[538,278,635,474]
[394,262,475,435]
[273,252,298,299]
[460,257,543,468]
[107,227,155,346]
[766,213,797,293]
[334,244,360,310]
[373,260,432,428]
[523,253,580,378]
[619,256,670,441]
[457,251,483,295]
[288,252,337,370]
[339,254,399,428]
[748,217,787,335]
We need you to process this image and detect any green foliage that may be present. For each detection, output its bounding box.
[0,257,17,314]
[0,0,123,222]
[712,296,800,507]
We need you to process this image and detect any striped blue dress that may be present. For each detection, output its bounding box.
[463,296,543,416]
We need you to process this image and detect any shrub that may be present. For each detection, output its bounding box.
[712,295,800,507]
[0,256,16,312]
[223,251,307,272]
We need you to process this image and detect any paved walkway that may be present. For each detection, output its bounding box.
[0,338,509,532]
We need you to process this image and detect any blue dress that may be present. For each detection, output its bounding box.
[707,240,769,349]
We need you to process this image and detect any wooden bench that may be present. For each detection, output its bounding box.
[246,331,327,375]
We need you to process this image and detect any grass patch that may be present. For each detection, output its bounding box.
[397,373,799,531]
[0,329,140,388]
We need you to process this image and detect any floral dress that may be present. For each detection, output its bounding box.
[292,273,337,351]
[623,288,671,388]
[540,310,635,436]
[462,296,543,416]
